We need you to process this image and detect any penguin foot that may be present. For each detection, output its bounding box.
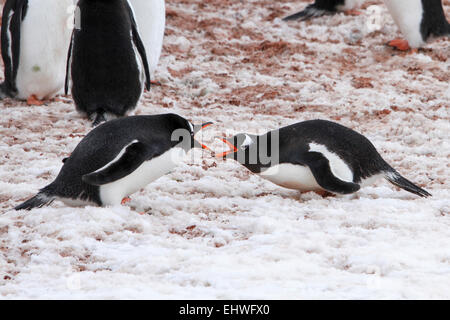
[121,197,131,205]
[26,95,45,106]
[314,190,336,197]
[150,80,162,86]
[344,9,362,16]
[388,39,411,51]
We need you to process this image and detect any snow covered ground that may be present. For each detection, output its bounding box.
[0,0,449,299]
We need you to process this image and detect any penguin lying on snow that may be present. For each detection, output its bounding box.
[15,114,213,210]
[65,0,151,126]
[283,0,365,21]
[385,0,450,51]
[0,0,73,104]
[216,120,431,198]
[128,0,166,82]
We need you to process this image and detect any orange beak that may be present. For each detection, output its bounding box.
[215,137,238,158]
[194,122,213,151]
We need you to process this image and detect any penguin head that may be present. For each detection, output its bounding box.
[215,133,257,163]
[169,114,213,152]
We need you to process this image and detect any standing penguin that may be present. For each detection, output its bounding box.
[283,0,365,21]
[128,0,165,80]
[66,0,151,126]
[15,114,213,210]
[385,0,450,51]
[216,120,431,198]
[0,0,73,104]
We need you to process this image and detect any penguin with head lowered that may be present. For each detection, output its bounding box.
[65,0,151,126]
[283,0,365,21]
[0,0,73,104]
[216,120,431,198]
[385,0,450,51]
[15,114,213,210]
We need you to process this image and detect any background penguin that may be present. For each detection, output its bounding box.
[65,0,151,126]
[216,120,431,198]
[0,0,73,104]
[385,0,450,51]
[283,0,365,21]
[15,114,213,210]
[128,0,165,83]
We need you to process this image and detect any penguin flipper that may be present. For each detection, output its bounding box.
[299,151,360,194]
[126,2,151,91]
[65,30,74,95]
[82,140,157,186]
[1,0,28,96]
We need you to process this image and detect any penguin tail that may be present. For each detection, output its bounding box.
[15,192,55,211]
[283,5,329,21]
[91,111,107,127]
[384,170,432,198]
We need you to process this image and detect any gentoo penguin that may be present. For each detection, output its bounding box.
[65,0,151,126]
[283,0,365,21]
[0,0,73,104]
[385,0,450,50]
[216,120,431,198]
[15,114,213,210]
[128,0,165,80]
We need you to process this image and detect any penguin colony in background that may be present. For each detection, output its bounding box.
[284,0,450,50]
[0,0,445,211]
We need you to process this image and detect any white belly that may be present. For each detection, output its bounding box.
[15,0,74,100]
[99,147,186,206]
[259,163,323,191]
[259,143,354,192]
[128,0,166,74]
[384,0,424,48]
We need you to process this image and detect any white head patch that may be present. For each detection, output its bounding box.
[241,134,253,148]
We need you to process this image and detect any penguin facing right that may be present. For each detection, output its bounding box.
[216,120,431,198]
[283,0,365,21]
[15,114,213,210]
[385,0,450,51]
[65,0,151,126]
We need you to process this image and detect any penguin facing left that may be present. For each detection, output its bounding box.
[216,120,431,198]
[15,114,213,210]
[385,0,450,51]
[65,0,151,126]
[283,0,365,21]
[0,0,74,104]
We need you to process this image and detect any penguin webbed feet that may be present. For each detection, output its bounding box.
[26,95,45,106]
[387,39,411,52]
[343,9,363,16]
